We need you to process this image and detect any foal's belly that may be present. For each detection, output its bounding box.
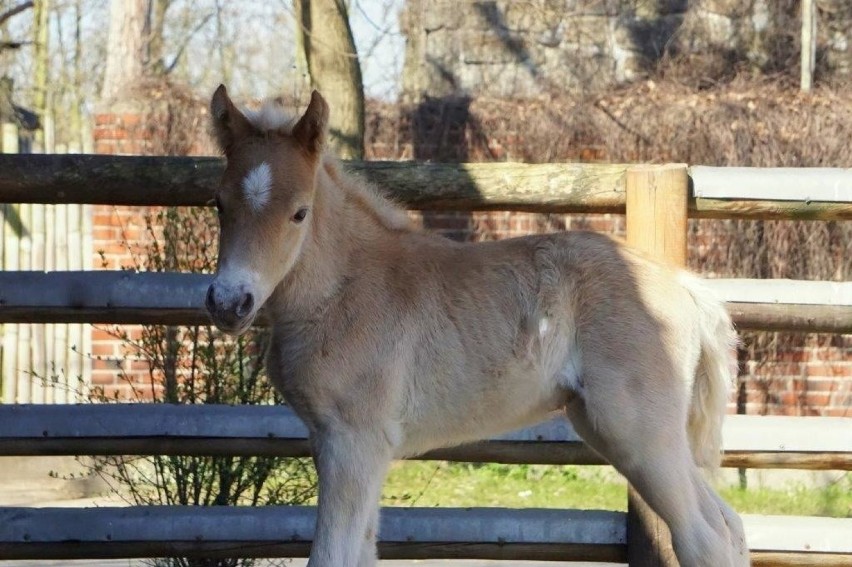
[395,363,567,458]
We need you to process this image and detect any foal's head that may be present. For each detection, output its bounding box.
[205,85,329,335]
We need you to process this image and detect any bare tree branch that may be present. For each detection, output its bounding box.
[0,40,30,50]
[0,1,33,27]
[164,12,214,75]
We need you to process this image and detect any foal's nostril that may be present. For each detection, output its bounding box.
[236,292,254,318]
[205,286,217,313]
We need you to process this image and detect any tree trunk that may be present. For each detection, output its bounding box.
[32,0,50,150]
[296,0,365,159]
[147,0,170,75]
[100,0,149,102]
[68,0,84,149]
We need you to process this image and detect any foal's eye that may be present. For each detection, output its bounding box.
[292,207,309,223]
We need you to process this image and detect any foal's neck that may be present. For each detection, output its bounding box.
[271,158,407,319]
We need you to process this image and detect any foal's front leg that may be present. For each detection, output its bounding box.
[308,428,392,567]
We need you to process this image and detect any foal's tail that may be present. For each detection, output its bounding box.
[681,273,738,470]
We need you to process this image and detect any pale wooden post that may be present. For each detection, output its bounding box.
[625,163,689,565]
[1,122,19,154]
[801,0,816,93]
[0,122,18,403]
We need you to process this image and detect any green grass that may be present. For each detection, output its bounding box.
[381,461,852,518]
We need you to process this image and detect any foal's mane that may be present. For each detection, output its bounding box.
[244,99,415,233]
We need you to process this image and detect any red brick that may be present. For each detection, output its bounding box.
[120,113,143,127]
[94,114,117,126]
[95,128,129,141]
[90,371,116,385]
[91,328,119,341]
[131,360,152,372]
[807,363,846,377]
[95,141,115,154]
[805,392,832,407]
[89,343,116,357]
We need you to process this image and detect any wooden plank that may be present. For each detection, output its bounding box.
[1,154,851,220]
[723,452,852,471]
[691,166,852,203]
[0,405,848,469]
[0,271,212,325]
[725,415,852,453]
[29,201,46,403]
[16,200,31,403]
[44,204,56,403]
[0,204,18,402]
[0,505,627,561]
[707,279,852,307]
[727,302,852,334]
[744,515,852,554]
[752,553,852,567]
[0,154,628,214]
[3,271,848,333]
[0,506,848,562]
[690,197,852,221]
[0,123,18,154]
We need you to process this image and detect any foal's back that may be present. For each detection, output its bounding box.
[361,228,700,455]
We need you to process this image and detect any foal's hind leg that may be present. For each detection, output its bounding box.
[564,375,746,566]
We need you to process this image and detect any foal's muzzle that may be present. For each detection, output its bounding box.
[205,281,255,334]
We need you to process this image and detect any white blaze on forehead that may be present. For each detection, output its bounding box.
[242,162,272,211]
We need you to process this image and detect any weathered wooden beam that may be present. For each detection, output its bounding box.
[1,405,849,470]
[0,404,598,464]
[0,505,628,561]
[2,271,850,333]
[726,302,852,334]
[625,163,689,567]
[1,154,851,219]
[690,197,852,221]
[743,514,852,556]
[751,553,852,567]
[0,506,848,563]
[0,270,212,325]
[0,154,628,213]
[0,154,224,206]
[690,166,852,204]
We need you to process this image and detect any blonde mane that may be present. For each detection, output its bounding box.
[321,159,416,233]
[243,99,416,234]
[242,99,297,133]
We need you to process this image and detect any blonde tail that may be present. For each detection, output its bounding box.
[681,274,738,469]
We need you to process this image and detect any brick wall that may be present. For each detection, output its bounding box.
[90,106,161,400]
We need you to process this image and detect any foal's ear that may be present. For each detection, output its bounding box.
[292,90,329,155]
[210,84,253,152]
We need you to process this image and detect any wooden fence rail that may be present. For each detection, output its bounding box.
[1,505,850,566]
[0,506,629,562]
[1,157,850,565]
[0,405,850,564]
[1,271,850,333]
[1,405,850,469]
[1,154,851,219]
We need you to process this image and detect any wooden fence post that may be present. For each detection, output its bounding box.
[1,122,18,154]
[625,163,689,565]
[800,0,816,93]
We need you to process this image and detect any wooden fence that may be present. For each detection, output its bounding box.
[0,154,850,565]
[0,127,92,405]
